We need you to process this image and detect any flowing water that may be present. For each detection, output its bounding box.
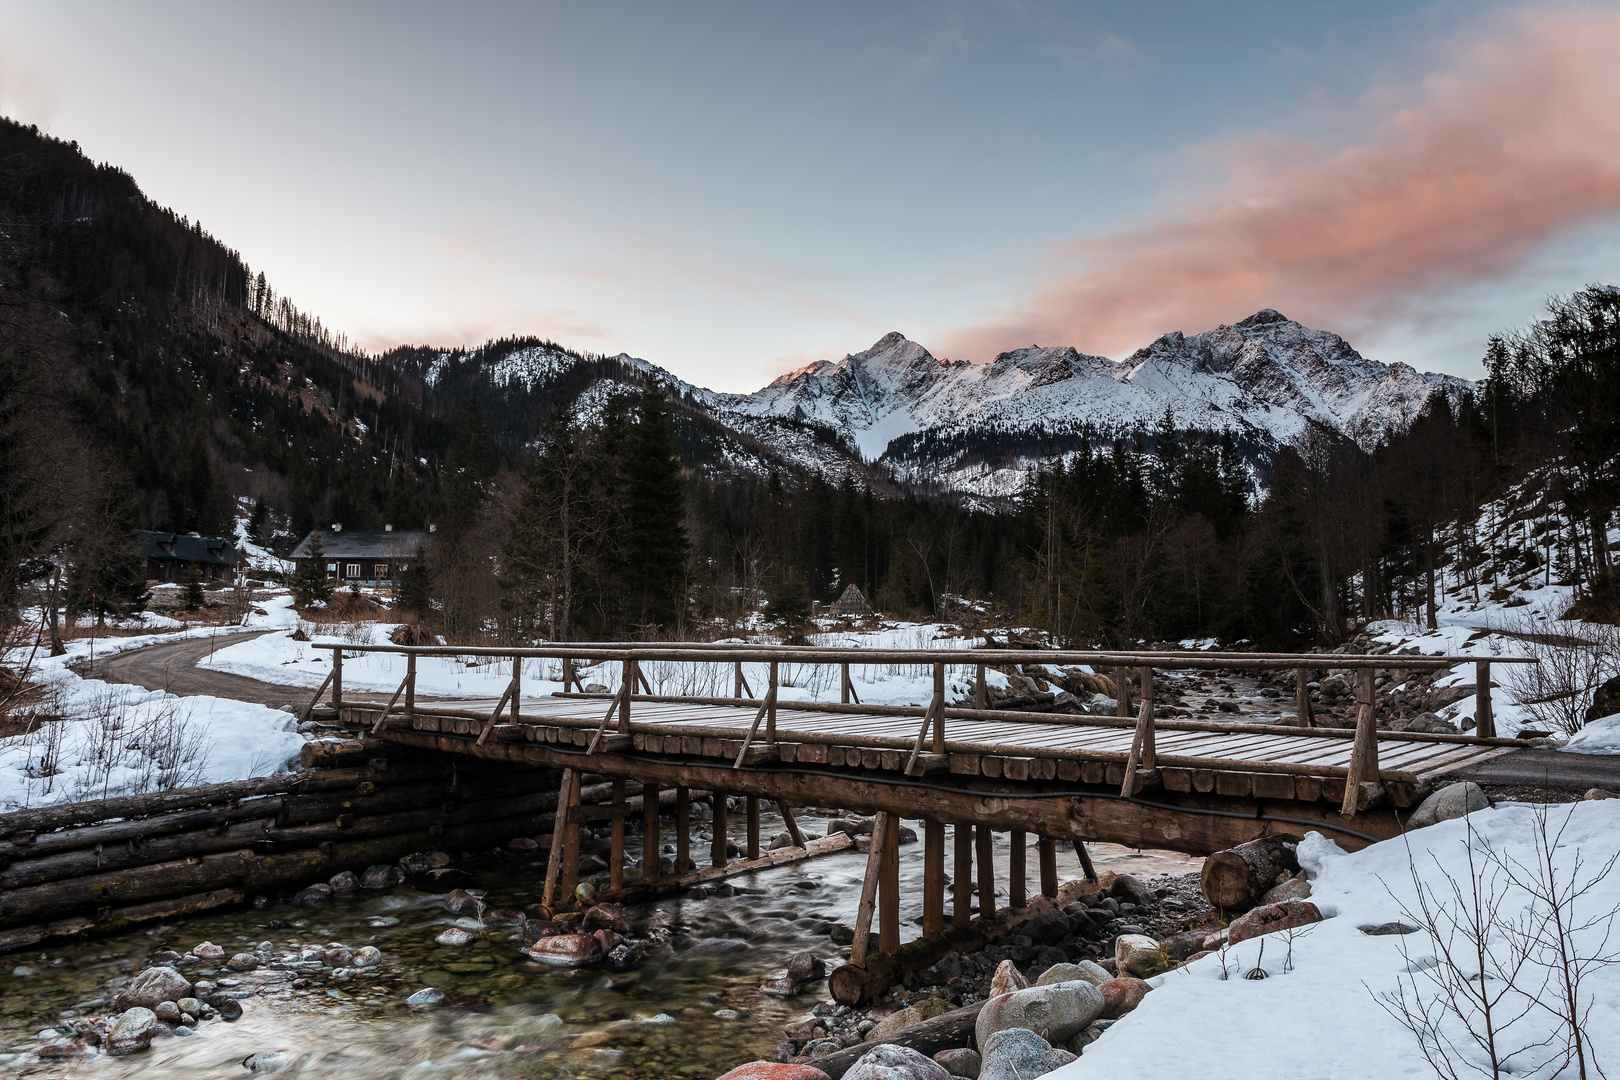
[0,809,1198,1079]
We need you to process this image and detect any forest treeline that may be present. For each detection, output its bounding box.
[1,116,1615,649]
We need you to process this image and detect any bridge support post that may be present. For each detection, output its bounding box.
[610,779,626,889]
[1295,667,1314,727]
[1119,666,1156,796]
[923,820,944,940]
[541,767,575,910]
[879,814,900,955]
[778,801,806,848]
[1009,829,1027,909]
[562,657,574,693]
[405,653,415,722]
[620,659,635,732]
[1038,836,1057,898]
[1474,660,1495,738]
[975,825,996,919]
[676,787,692,873]
[974,662,987,710]
[1073,839,1097,883]
[1115,666,1131,717]
[711,794,728,868]
[642,784,661,883]
[767,661,778,743]
[952,824,972,928]
[333,649,342,715]
[734,662,752,699]
[511,655,521,724]
[1340,668,1382,818]
[850,810,891,965]
[746,795,760,860]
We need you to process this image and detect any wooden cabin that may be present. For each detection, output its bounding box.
[136,531,240,583]
[289,525,430,587]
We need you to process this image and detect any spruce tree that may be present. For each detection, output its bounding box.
[618,379,688,632]
[291,534,334,607]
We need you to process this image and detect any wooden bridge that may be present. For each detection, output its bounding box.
[304,641,1532,1002]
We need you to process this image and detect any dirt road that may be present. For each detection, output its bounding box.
[85,631,309,708]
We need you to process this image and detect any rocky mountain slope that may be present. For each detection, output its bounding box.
[399,310,1470,499]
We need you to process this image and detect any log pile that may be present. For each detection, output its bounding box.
[0,745,579,953]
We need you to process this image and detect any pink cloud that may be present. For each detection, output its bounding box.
[941,6,1620,361]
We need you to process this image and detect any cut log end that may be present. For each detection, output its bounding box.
[1199,834,1301,913]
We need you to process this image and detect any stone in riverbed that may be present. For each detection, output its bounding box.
[978,1028,1073,1080]
[1097,977,1151,1019]
[106,1008,157,1055]
[405,988,444,1007]
[786,952,826,981]
[1035,960,1109,987]
[760,977,801,997]
[207,995,243,1021]
[227,952,260,972]
[524,934,603,967]
[804,1038,844,1058]
[1407,781,1489,829]
[154,1001,181,1023]
[582,903,630,934]
[1113,934,1162,975]
[715,1064,832,1080]
[328,870,359,893]
[487,907,527,926]
[1226,899,1323,946]
[243,1050,290,1072]
[607,943,643,970]
[176,997,202,1016]
[361,864,399,889]
[829,924,856,945]
[435,928,474,945]
[1109,873,1154,908]
[988,959,1030,998]
[115,967,192,1010]
[443,888,481,915]
[975,981,1104,1046]
[933,1048,981,1078]
[844,1043,951,1080]
[193,942,226,961]
[865,998,953,1041]
[294,883,332,907]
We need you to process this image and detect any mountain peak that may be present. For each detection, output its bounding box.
[1235,308,1290,328]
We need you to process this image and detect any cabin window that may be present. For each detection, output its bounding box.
[345,563,361,579]
[326,562,337,573]
[376,563,390,579]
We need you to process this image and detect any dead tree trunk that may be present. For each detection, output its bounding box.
[1198,834,1300,913]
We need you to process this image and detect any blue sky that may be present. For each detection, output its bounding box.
[5,1,1618,389]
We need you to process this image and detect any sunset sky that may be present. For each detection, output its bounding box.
[5,1,1620,389]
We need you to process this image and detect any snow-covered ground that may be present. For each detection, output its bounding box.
[1061,801,1620,1079]
[0,596,306,812]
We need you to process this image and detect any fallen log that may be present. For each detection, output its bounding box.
[588,832,854,908]
[809,1000,987,1079]
[0,775,298,836]
[828,876,1108,1006]
[0,887,246,954]
[299,737,436,769]
[1199,834,1301,913]
[0,849,257,924]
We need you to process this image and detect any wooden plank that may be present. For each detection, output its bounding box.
[923,820,945,941]
[1056,760,1080,782]
[975,824,996,919]
[1250,773,1297,800]
[850,810,891,966]
[981,756,1004,779]
[879,814,901,955]
[541,767,575,909]
[1214,772,1253,797]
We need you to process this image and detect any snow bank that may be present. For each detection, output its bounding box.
[1563,713,1620,755]
[1057,803,1620,1079]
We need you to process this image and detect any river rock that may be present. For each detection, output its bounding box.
[845,1043,951,1080]
[525,934,603,967]
[594,929,624,952]
[435,928,474,945]
[328,870,359,893]
[176,997,202,1016]
[607,943,643,970]
[1035,960,1109,987]
[207,995,243,1021]
[715,1064,832,1080]
[405,988,444,1006]
[361,864,399,889]
[322,946,353,966]
[116,967,192,1010]
[294,883,332,907]
[582,903,631,934]
[864,998,953,1042]
[760,977,801,997]
[243,1050,289,1072]
[107,1008,157,1055]
[978,1028,1073,1080]
[400,852,432,874]
[444,888,481,914]
[1227,899,1323,945]
[805,1038,844,1058]
[933,1048,981,1078]
[787,952,826,981]
[770,832,795,850]
[988,959,1030,998]
[1109,874,1154,908]
[1259,878,1313,906]
[1408,782,1490,829]
[227,952,260,972]
[487,907,527,926]
[193,942,226,961]
[508,836,539,851]
[154,1000,181,1023]
[830,924,856,945]
[1098,977,1152,1018]
[975,981,1104,1046]
[1113,934,1161,975]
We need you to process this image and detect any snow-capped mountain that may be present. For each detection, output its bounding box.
[381,310,1470,500]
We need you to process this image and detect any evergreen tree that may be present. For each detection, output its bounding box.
[247,498,269,545]
[764,569,812,643]
[291,534,334,607]
[181,566,205,610]
[394,553,433,619]
[617,379,688,632]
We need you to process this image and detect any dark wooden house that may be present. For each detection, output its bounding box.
[290,526,430,588]
[136,531,240,583]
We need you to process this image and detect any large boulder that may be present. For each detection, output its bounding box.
[524,934,603,967]
[1097,977,1152,1019]
[975,981,1104,1047]
[865,998,952,1041]
[1035,960,1109,987]
[844,1044,951,1080]
[1113,934,1161,976]
[106,1008,157,1055]
[1407,782,1490,830]
[988,959,1030,998]
[1258,878,1312,906]
[978,1029,1074,1080]
[933,1049,980,1079]
[582,903,631,934]
[716,1065,832,1080]
[116,967,192,1010]
[1227,899,1324,945]
[1109,874,1154,908]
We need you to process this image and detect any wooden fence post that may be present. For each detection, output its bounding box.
[1340,668,1382,818]
[879,814,900,955]
[841,662,851,704]
[1038,836,1057,897]
[619,658,635,733]
[332,649,342,714]
[932,662,947,753]
[767,661,779,743]
[952,824,973,928]
[1475,660,1495,738]
[1294,667,1314,727]
[511,655,521,724]
[975,825,996,919]
[405,653,416,722]
[923,820,944,940]
[1009,829,1027,909]
[1114,666,1130,717]
[974,662,987,710]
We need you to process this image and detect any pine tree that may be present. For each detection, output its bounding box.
[247,498,269,545]
[764,569,812,643]
[291,534,334,607]
[617,379,688,632]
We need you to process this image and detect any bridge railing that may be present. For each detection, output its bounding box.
[303,642,1534,817]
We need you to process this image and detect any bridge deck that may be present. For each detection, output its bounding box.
[397,694,1511,785]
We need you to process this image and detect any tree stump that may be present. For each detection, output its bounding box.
[1199,834,1300,912]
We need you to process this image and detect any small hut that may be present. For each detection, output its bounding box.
[830,584,873,617]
